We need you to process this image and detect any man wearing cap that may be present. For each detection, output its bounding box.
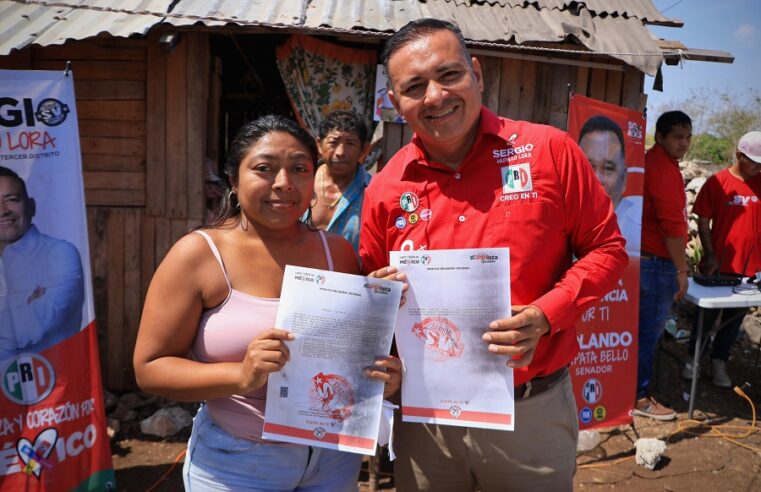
[360,18,627,491]
[682,131,761,387]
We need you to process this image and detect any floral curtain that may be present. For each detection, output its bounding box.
[276,34,377,138]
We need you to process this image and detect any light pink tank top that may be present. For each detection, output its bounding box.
[191,229,334,442]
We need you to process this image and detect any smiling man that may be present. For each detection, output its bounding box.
[0,166,84,361]
[359,19,627,491]
[579,115,642,256]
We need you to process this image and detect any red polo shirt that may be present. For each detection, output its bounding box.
[641,143,688,258]
[693,168,761,275]
[359,107,627,385]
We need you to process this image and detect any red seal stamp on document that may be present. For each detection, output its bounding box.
[310,372,355,421]
[411,316,464,360]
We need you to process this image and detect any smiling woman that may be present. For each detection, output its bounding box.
[132,115,403,490]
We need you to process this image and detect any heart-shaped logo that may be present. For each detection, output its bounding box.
[16,428,58,478]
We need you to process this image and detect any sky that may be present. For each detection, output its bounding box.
[644,0,761,131]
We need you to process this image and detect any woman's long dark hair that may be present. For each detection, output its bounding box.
[207,115,318,229]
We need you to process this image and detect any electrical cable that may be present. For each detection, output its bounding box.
[578,384,760,470]
[143,449,186,492]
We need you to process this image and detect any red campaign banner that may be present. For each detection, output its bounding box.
[567,94,646,429]
[0,69,115,489]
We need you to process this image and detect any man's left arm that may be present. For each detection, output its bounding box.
[485,134,628,367]
[25,239,85,346]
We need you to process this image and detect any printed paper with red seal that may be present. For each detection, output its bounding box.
[263,266,402,455]
[390,248,514,430]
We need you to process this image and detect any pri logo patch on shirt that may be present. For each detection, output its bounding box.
[501,163,533,194]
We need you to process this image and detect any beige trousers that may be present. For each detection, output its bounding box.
[393,373,579,492]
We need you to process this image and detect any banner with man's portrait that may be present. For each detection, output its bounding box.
[567,94,645,429]
[0,70,115,490]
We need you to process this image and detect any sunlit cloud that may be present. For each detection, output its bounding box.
[734,23,758,45]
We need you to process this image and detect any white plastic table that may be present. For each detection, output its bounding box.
[684,278,761,418]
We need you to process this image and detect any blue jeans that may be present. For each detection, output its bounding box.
[637,257,677,399]
[183,405,362,491]
[688,307,747,361]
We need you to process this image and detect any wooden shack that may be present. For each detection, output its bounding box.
[0,0,731,390]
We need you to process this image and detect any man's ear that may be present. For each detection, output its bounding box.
[654,132,664,145]
[471,56,484,93]
[387,88,402,115]
[359,142,371,163]
[28,197,36,220]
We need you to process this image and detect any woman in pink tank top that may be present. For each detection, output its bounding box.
[134,115,403,491]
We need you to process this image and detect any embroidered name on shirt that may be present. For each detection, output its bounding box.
[492,143,533,164]
[501,163,533,194]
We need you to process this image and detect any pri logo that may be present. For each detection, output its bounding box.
[2,353,56,405]
[399,192,419,213]
[582,378,603,404]
[420,255,431,265]
[501,163,533,193]
[315,274,326,285]
[449,405,462,418]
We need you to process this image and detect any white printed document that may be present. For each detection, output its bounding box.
[263,266,402,454]
[390,248,514,430]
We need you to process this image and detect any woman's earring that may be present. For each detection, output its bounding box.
[229,189,240,209]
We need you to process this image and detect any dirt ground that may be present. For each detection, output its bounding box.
[111,335,761,491]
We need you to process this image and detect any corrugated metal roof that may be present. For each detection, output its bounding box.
[443,1,674,24]
[0,0,667,74]
[0,0,167,52]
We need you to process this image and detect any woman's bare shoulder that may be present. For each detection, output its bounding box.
[324,231,360,275]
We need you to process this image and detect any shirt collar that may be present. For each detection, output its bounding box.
[400,106,505,179]
[4,224,40,256]
[651,143,679,166]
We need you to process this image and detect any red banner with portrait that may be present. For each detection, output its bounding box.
[567,94,646,429]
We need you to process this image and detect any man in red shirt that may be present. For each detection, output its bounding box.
[683,131,761,387]
[360,18,627,491]
[635,111,692,420]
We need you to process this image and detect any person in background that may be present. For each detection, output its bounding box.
[578,115,642,256]
[683,130,761,387]
[134,115,401,491]
[360,18,627,491]
[0,166,84,361]
[634,110,692,420]
[306,110,371,251]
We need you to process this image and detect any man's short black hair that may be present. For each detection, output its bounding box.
[381,18,472,86]
[318,110,368,143]
[655,111,692,138]
[579,115,625,159]
[0,165,28,198]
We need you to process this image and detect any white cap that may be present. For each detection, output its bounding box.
[737,131,761,164]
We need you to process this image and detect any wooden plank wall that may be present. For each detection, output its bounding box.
[381,55,644,163]
[0,33,210,390]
